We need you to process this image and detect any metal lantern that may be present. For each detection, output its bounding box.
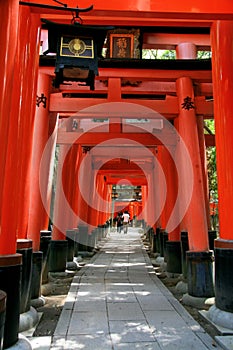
[42,19,112,90]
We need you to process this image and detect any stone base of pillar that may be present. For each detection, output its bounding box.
[0,254,22,349]
[77,225,89,252]
[158,229,168,258]
[48,240,68,273]
[186,250,214,298]
[182,293,214,310]
[201,304,233,332]
[165,241,182,274]
[19,307,39,333]
[153,228,160,254]
[30,296,46,309]
[214,244,233,312]
[175,280,188,294]
[31,252,43,300]
[180,231,189,279]
[0,290,6,350]
[40,231,51,284]
[5,334,32,350]
[208,230,217,251]
[66,230,75,262]
[87,231,96,252]
[153,256,165,267]
[17,240,33,314]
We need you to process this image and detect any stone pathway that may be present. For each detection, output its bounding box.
[50,228,223,350]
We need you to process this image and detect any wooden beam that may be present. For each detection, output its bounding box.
[57,131,178,146]
[51,93,213,117]
[60,81,177,94]
[49,93,179,114]
[143,33,210,50]
[91,147,156,157]
[23,0,233,20]
[97,68,212,82]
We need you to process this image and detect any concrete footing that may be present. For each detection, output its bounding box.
[182,293,214,310]
[66,261,80,271]
[19,307,39,333]
[175,280,188,294]
[6,334,32,350]
[30,296,46,309]
[205,305,233,332]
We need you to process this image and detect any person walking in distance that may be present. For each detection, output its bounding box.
[116,212,123,233]
[122,211,130,234]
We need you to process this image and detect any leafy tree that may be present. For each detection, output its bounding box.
[197,51,212,59]
[142,49,211,60]
[205,120,218,200]
[142,49,176,59]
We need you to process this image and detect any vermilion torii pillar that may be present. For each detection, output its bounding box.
[158,145,181,274]
[27,73,53,251]
[158,146,179,241]
[0,1,22,348]
[0,2,41,348]
[15,7,41,240]
[175,42,214,299]
[207,20,233,329]
[176,75,214,298]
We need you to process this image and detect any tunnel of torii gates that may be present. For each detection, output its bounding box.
[2,0,233,348]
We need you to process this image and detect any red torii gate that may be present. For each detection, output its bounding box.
[1,0,233,348]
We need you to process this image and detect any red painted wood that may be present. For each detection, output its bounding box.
[0,0,20,254]
[16,8,41,239]
[52,145,71,240]
[176,76,209,251]
[24,0,233,21]
[27,73,52,251]
[159,146,180,240]
[211,21,233,240]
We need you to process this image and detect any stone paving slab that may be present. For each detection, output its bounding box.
[215,336,233,350]
[50,228,223,350]
[28,336,51,350]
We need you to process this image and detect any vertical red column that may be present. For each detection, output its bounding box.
[16,7,41,239]
[71,144,83,228]
[52,144,71,241]
[196,116,211,230]
[0,2,34,348]
[176,78,209,250]
[88,171,99,228]
[211,22,233,241]
[49,144,71,273]
[208,21,233,324]
[176,76,214,298]
[68,145,80,228]
[177,42,209,233]
[176,38,214,298]
[77,150,92,228]
[27,73,52,251]
[158,146,179,241]
[176,42,209,252]
[156,146,167,229]
[94,174,105,226]
[141,185,148,226]
[0,0,20,255]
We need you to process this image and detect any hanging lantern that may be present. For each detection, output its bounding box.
[42,19,112,90]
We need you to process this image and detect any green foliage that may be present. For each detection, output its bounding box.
[197,51,212,59]
[142,49,211,60]
[142,49,176,59]
[205,120,218,200]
